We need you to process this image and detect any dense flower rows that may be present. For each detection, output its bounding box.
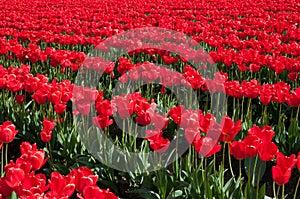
[0,0,299,198]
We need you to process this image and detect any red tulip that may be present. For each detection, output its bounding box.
[80,186,117,199]
[4,167,25,188]
[146,130,170,153]
[70,167,98,193]
[54,103,67,114]
[15,94,25,104]
[168,106,184,125]
[260,84,274,105]
[40,129,52,143]
[242,80,260,99]
[276,152,297,171]
[17,173,47,197]
[297,152,300,170]
[0,178,13,199]
[20,142,38,155]
[0,121,18,143]
[24,150,47,171]
[92,115,113,129]
[243,135,260,158]
[42,118,55,132]
[199,113,214,133]
[184,128,199,144]
[257,141,278,161]
[249,63,260,72]
[150,113,169,131]
[46,172,75,198]
[230,141,246,160]
[32,90,48,104]
[219,116,242,143]
[193,135,221,157]
[272,166,292,185]
[287,72,298,81]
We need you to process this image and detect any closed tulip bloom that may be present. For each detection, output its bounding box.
[0,121,18,143]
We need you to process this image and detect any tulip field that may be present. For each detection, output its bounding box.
[0,0,300,198]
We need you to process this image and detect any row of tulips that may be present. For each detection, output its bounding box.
[0,130,117,199]
[0,0,299,198]
[1,0,299,41]
[1,60,299,124]
[1,36,300,78]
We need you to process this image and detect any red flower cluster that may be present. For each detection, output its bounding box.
[0,65,72,114]
[113,58,300,107]
[40,118,55,143]
[230,125,278,161]
[1,40,85,72]
[0,142,117,199]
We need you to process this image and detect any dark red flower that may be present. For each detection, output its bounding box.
[0,178,13,199]
[15,94,25,104]
[287,72,298,81]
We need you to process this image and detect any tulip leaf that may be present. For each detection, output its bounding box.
[8,191,17,199]
[244,155,266,186]
[127,189,160,199]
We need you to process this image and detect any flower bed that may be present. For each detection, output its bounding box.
[0,0,299,198]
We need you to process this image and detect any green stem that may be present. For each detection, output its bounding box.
[222,143,226,167]
[293,177,300,199]
[273,182,277,199]
[256,164,263,198]
[239,159,242,178]
[1,146,4,176]
[276,185,281,199]
[282,185,285,199]
[5,143,8,166]
[296,106,300,121]
[241,96,245,120]
[228,143,236,183]
[262,105,268,126]
[213,154,216,172]
[252,155,258,185]
[233,97,236,120]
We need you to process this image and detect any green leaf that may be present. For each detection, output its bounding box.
[8,191,17,199]
[258,183,266,199]
[127,189,160,199]
[167,190,183,198]
[100,179,119,194]
[244,155,266,186]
